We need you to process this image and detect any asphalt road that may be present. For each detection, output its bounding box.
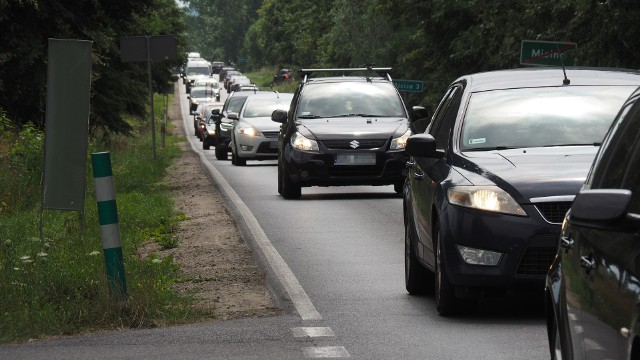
[0,82,549,359]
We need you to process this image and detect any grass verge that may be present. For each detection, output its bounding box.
[0,93,213,344]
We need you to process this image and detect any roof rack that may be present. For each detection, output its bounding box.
[300,66,393,83]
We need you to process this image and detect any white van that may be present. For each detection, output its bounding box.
[185,59,211,92]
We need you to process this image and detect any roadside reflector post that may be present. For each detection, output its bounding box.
[91,151,128,301]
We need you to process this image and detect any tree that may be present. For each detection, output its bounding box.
[0,0,186,134]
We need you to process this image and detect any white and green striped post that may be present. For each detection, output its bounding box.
[92,151,128,301]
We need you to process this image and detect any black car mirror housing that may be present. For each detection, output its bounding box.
[570,189,634,226]
[272,109,288,123]
[405,134,440,158]
[411,106,430,124]
[227,113,239,120]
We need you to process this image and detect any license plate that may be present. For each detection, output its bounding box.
[334,153,376,166]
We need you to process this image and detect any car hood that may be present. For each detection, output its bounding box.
[297,118,408,139]
[240,117,281,132]
[455,146,599,203]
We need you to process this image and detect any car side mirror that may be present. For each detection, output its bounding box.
[405,134,440,158]
[212,109,220,115]
[227,112,239,120]
[186,95,190,99]
[272,109,288,123]
[570,189,632,226]
[411,106,430,124]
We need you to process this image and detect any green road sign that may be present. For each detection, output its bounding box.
[393,79,424,92]
[520,40,577,66]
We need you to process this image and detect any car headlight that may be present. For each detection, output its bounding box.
[207,128,216,135]
[237,126,260,137]
[390,129,412,150]
[291,132,319,151]
[447,186,527,216]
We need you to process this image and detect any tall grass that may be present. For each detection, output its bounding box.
[0,93,212,344]
[245,67,298,94]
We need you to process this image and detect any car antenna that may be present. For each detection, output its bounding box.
[558,45,570,85]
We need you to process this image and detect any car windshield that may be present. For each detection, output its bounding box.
[190,88,217,98]
[243,96,293,118]
[296,82,406,118]
[460,86,636,150]
[196,81,219,89]
[187,66,210,76]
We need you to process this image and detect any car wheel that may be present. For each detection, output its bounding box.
[203,138,210,150]
[435,222,475,316]
[215,144,228,160]
[405,211,434,294]
[231,146,246,166]
[280,160,301,199]
[277,162,283,195]
[394,180,404,194]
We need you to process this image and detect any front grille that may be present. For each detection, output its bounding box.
[534,202,572,224]
[327,165,382,177]
[262,131,279,139]
[320,139,388,150]
[256,143,278,153]
[516,248,556,277]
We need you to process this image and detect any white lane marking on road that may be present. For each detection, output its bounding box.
[303,346,350,358]
[291,327,335,338]
[179,87,322,321]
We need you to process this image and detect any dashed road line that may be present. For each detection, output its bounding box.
[291,327,335,338]
[303,346,350,358]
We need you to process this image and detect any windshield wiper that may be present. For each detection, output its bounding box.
[464,145,518,151]
[543,142,601,147]
[298,115,322,119]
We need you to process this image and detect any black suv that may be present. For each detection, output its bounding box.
[271,67,427,199]
[546,85,640,359]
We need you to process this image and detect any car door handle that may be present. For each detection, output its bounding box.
[406,160,415,169]
[580,256,596,270]
[414,171,425,181]
[560,236,574,253]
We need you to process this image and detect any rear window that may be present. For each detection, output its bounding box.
[187,66,210,76]
[297,82,406,118]
[460,86,636,150]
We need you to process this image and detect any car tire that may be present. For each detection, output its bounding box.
[231,147,246,166]
[203,138,210,150]
[277,163,283,195]
[394,180,404,194]
[280,160,301,199]
[434,222,476,316]
[405,211,434,295]
[215,144,228,160]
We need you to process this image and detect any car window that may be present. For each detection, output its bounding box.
[296,82,406,118]
[430,86,462,149]
[227,96,248,113]
[623,138,640,213]
[187,66,209,76]
[460,86,635,151]
[242,97,293,118]
[589,100,639,189]
[190,88,216,98]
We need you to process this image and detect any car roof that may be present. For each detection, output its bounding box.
[243,91,293,100]
[305,76,392,85]
[460,67,640,92]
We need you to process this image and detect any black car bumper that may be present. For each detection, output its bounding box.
[283,146,408,187]
[439,203,559,290]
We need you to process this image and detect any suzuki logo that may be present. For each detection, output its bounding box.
[350,140,360,149]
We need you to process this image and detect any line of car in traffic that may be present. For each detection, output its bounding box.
[184,61,640,359]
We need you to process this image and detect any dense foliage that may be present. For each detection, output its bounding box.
[0,0,187,134]
[187,0,640,110]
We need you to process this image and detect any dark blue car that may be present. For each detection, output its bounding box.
[403,67,640,316]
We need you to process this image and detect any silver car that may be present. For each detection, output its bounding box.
[229,92,294,166]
